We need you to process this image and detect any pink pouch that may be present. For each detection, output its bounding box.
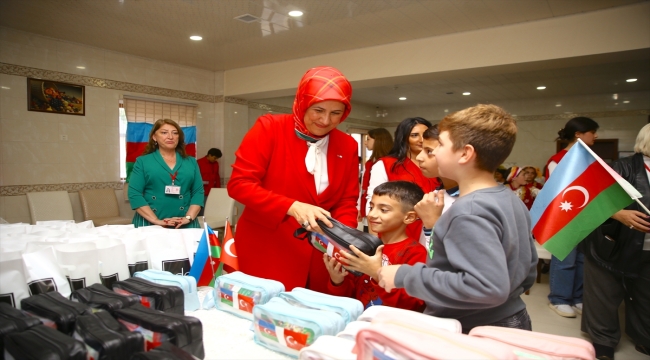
[365,306,461,333]
[355,324,518,360]
[469,326,595,360]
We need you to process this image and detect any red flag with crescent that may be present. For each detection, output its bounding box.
[221,220,239,272]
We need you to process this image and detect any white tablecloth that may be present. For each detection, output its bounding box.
[186,288,290,359]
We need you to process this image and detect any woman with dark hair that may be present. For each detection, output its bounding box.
[227,66,359,292]
[359,128,393,232]
[366,117,440,239]
[544,116,599,318]
[583,124,650,359]
[128,118,204,228]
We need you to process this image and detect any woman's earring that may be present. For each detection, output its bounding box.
[154,141,158,146]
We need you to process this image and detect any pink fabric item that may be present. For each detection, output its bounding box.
[354,324,517,360]
[469,326,595,360]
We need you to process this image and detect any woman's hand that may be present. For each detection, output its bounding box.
[323,254,348,285]
[338,245,384,279]
[287,201,332,234]
[414,190,445,229]
[612,209,650,233]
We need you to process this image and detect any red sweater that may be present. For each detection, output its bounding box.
[381,157,440,240]
[327,237,426,311]
[197,156,220,196]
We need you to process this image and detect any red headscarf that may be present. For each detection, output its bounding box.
[292,66,352,141]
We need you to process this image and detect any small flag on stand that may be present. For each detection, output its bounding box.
[221,220,239,273]
[188,222,222,287]
[530,139,642,260]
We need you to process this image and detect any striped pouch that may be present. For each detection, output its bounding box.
[253,297,346,358]
[279,287,363,324]
[469,326,595,360]
[207,271,284,320]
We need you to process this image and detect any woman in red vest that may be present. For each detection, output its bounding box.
[544,116,599,319]
[366,117,440,240]
[227,66,359,292]
[359,128,393,232]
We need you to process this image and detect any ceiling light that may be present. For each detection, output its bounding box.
[623,100,630,103]
[288,10,303,17]
[399,97,407,100]
[462,92,471,96]
[555,104,562,107]
[536,86,546,90]
[612,93,618,100]
[76,66,85,69]
[614,103,619,105]
[444,109,448,113]
[1,86,10,90]
[189,35,202,41]
[234,111,238,114]
[626,78,637,82]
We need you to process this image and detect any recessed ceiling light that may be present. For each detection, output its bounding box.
[614,103,619,105]
[234,111,238,114]
[444,109,448,113]
[462,92,471,96]
[288,10,303,17]
[555,104,562,107]
[626,78,637,82]
[537,86,546,90]
[190,35,202,41]
[623,100,630,103]
[399,97,407,100]
[1,86,10,90]
[76,66,85,69]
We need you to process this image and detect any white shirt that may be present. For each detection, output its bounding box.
[305,136,330,195]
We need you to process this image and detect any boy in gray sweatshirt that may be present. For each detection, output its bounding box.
[377,104,538,333]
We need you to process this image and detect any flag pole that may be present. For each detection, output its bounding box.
[203,216,216,279]
[635,198,650,216]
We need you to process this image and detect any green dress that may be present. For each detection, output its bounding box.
[128,150,204,228]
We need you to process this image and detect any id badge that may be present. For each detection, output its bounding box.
[165,185,181,194]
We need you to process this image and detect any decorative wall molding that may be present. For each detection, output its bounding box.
[0,182,124,197]
[0,62,219,103]
[514,109,650,122]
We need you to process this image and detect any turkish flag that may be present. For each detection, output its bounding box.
[221,220,239,272]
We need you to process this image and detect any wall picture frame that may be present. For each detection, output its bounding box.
[27,78,85,116]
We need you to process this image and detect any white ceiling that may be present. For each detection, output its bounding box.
[1,0,648,109]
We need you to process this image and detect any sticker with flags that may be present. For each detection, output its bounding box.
[256,319,309,351]
[219,286,254,313]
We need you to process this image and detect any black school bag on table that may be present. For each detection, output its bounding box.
[114,304,204,359]
[4,325,86,360]
[111,277,184,315]
[71,283,140,315]
[21,291,91,335]
[129,342,196,360]
[294,216,383,276]
[74,310,144,360]
[0,303,42,356]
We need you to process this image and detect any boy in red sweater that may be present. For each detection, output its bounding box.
[323,181,426,311]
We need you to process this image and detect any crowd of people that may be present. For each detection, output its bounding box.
[126,66,649,359]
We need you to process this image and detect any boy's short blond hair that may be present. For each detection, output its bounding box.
[439,104,516,172]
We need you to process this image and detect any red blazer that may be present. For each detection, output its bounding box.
[197,156,220,196]
[227,114,359,292]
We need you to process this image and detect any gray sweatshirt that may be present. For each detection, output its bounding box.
[395,185,537,329]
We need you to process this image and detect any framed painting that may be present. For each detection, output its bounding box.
[27,78,85,116]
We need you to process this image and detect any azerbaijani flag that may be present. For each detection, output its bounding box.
[125,122,197,182]
[188,223,222,287]
[530,139,642,260]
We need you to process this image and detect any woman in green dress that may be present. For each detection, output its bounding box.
[128,119,204,228]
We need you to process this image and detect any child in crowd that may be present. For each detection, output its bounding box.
[414,124,459,248]
[323,181,427,311]
[377,104,538,333]
[507,166,537,210]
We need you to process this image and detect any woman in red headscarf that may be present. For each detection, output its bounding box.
[227,66,359,292]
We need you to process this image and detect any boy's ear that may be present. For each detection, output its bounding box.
[403,210,418,225]
[458,143,476,165]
